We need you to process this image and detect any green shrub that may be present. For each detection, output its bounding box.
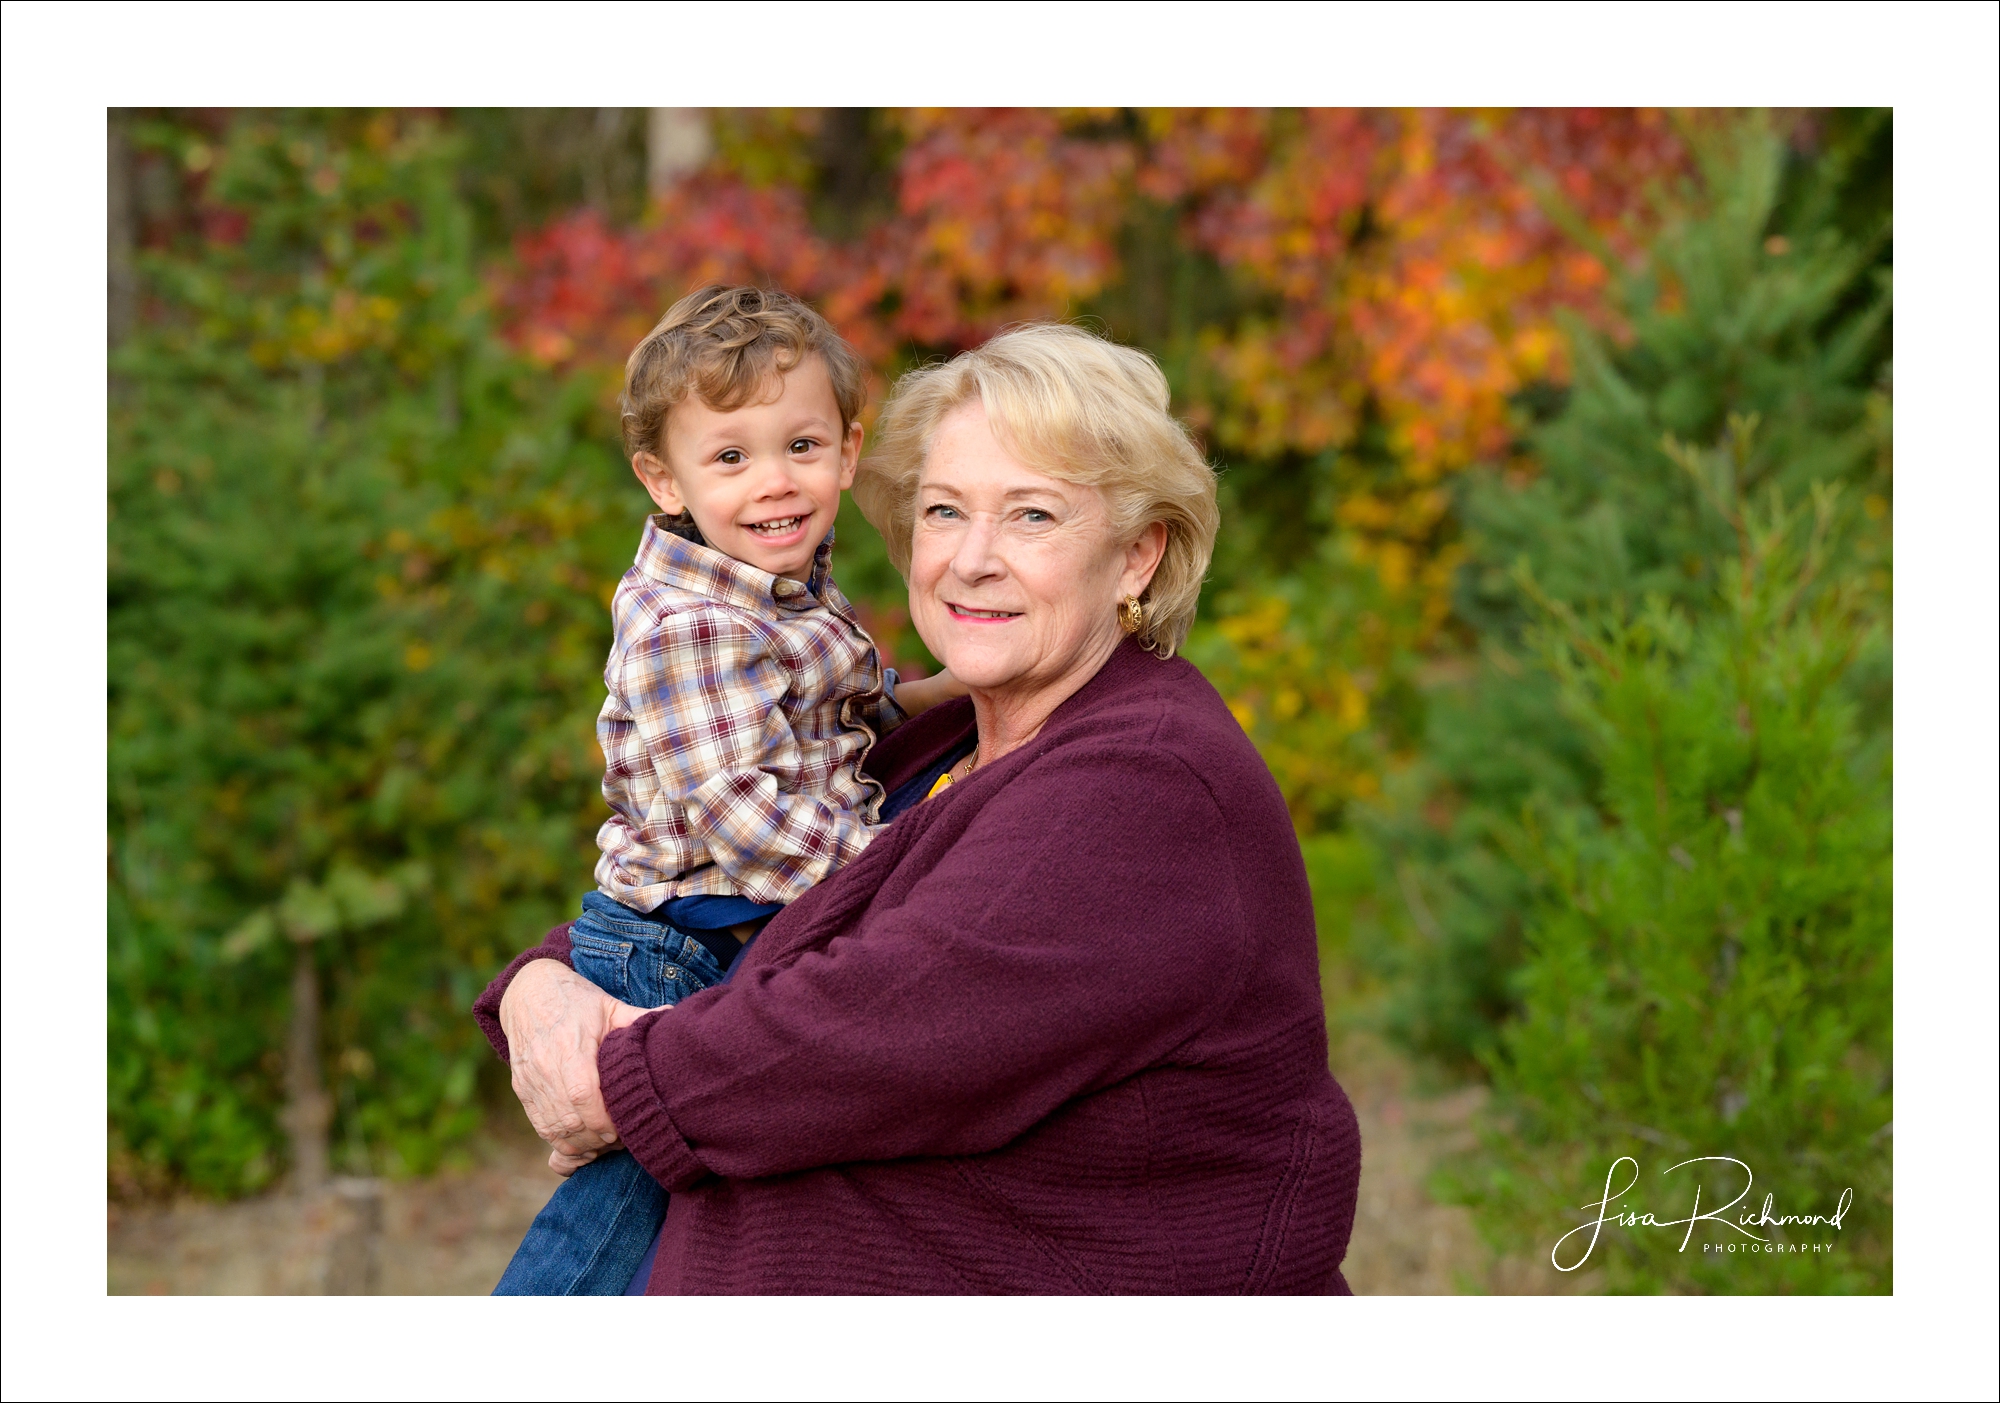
[1445,466,1890,1292]
[109,113,639,1193]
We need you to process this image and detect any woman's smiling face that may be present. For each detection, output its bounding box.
[911,401,1163,706]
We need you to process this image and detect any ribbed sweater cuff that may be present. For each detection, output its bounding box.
[599,1013,705,1192]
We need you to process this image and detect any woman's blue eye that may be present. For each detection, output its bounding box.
[1023,509,1052,523]
[926,504,960,520]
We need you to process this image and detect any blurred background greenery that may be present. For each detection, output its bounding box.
[108,107,1891,1292]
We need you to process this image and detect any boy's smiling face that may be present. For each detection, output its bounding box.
[632,356,861,582]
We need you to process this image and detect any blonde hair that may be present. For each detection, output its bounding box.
[854,323,1220,658]
[620,285,868,459]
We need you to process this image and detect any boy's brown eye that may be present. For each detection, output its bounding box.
[790,438,813,454]
[719,449,744,465]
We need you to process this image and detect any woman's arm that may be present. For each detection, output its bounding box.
[597,743,1259,1193]
[473,927,657,1173]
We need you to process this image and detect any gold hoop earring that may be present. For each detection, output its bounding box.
[1118,595,1145,635]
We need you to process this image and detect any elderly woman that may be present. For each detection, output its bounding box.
[475,323,1361,1293]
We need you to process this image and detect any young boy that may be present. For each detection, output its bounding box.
[493,285,960,1295]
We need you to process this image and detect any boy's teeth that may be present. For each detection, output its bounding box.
[750,517,802,534]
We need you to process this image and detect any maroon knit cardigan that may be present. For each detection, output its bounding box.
[475,640,1361,1293]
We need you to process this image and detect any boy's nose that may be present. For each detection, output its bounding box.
[756,459,812,497]
[748,459,801,499]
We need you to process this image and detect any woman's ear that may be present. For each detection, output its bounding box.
[1120,520,1169,597]
[631,451,686,516]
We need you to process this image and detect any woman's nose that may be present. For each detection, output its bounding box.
[949,516,1006,582]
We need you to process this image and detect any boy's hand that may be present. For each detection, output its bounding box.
[892,668,971,718]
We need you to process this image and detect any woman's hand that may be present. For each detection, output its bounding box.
[498,958,659,1176]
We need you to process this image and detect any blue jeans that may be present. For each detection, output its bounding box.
[492,893,733,1296]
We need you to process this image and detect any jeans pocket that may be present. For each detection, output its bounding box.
[568,927,634,1003]
[665,935,730,1003]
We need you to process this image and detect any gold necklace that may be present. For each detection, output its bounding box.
[925,747,979,802]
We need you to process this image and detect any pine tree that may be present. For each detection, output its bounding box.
[1448,463,1891,1292]
[1374,113,1892,1068]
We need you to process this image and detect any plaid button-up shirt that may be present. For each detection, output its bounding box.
[593,515,905,911]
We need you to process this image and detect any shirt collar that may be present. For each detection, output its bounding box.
[634,513,835,614]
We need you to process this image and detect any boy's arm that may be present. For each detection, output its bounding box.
[616,609,878,906]
[889,669,969,718]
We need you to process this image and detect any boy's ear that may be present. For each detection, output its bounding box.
[631,451,686,516]
[837,421,863,491]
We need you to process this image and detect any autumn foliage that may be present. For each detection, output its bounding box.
[497,108,1687,614]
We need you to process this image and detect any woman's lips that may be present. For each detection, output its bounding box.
[946,603,1022,623]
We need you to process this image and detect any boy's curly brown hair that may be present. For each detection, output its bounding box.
[619,285,868,460]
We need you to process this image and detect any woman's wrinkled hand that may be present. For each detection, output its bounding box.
[497,958,660,1176]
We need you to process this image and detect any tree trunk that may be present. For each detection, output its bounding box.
[322,1178,383,1294]
[647,108,710,196]
[285,943,331,1195]
[108,110,137,352]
